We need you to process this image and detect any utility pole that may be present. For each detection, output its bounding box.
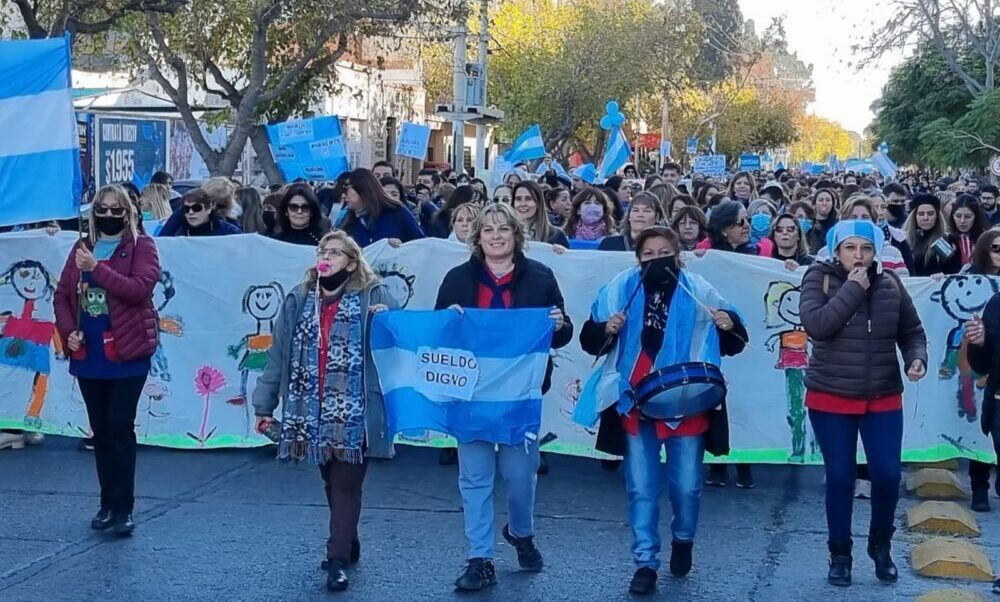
[473,0,489,176]
[451,4,468,173]
[658,96,671,172]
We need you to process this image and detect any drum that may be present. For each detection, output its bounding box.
[633,362,727,420]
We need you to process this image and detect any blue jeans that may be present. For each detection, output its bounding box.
[624,421,705,570]
[809,409,903,546]
[457,439,539,559]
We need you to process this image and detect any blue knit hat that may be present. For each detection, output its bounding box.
[826,219,885,259]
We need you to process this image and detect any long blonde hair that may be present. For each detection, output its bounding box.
[141,184,172,220]
[303,231,379,293]
[90,184,140,242]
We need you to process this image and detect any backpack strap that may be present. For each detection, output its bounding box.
[823,273,830,297]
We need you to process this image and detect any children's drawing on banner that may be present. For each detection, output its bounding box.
[374,263,416,308]
[764,281,815,462]
[189,365,226,445]
[0,260,63,428]
[138,380,171,437]
[151,270,183,382]
[933,274,999,422]
[228,282,283,439]
[559,376,596,436]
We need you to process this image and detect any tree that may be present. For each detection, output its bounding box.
[689,0,745,84]
[918,89,1000,167]
[1,0,183,38]
[124,0,455,181]
[789,114,855,163]
[855,0,1000,97]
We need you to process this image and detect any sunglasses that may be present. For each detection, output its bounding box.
[729,218,749,228]
[182,203,206,214]
[94,204,126,217]
[991,244,1000,253]
[774,226,798,234]
[288,203,311,214]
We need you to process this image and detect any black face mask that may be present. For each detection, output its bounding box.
[262,212,276,230]
[319,269,351,292]
[95,216,125,236]
[640,255,678,287]
[887,204,905,220]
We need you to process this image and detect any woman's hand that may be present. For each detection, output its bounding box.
[255,416,274,434]
[930,272,945,282]
[369,303,389,314]
[784,259,799,272]
[66,331,84,352]
[966,313,985,346]
[693,249,707,258]
[549,307,565,330]
[552,244,567,255]
[846,266,870,290]
[46,223,61,236]
[906,359,927,382]
[448,304,465,315]
[712,310,734,331]
[605,312,626,336]
[387,238,403,248]
[75,247,97,272]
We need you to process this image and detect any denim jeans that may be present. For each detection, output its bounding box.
[624,420,705,570]
[457,439,539,559]
[809,409,903,546]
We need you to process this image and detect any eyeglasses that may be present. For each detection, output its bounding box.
[287,203,311,214]
[94,204,126,217]
[991,244,1000,253]
[182,203,206,214]
[317,248,348,259]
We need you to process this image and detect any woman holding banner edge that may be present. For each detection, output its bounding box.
[575,225,747,595]
[434,202,573,592]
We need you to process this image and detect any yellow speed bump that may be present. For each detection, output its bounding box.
[911,538,994,581]
[916,589,987,602]
[910,460,961,471]
[907,501,981,537]
[906,468,971,500]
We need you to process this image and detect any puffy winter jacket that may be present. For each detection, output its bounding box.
[968,292,1000,436]
[798,260,927,400]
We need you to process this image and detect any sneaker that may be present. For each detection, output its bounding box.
[735,465,755,489]
[854,479,871,500]
[22,432,44,445]
[90,508,113,530]
[455,558,497,591]
[971,488,991,512]
[326,559,348,592]
[112,513,135,537]
[438,448,457,465]
[502,524,544,571]
[704,464,728,487]
[669,540,693,577]
[321,541,360,571]
[0,432,25,450]
[628,567,657,595]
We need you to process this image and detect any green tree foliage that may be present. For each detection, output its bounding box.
[689,0,744,84]
[1,0,182,38]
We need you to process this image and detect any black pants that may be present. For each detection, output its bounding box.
[969,404,1000,491]
[78,375,147,514]
[320,458,368,562]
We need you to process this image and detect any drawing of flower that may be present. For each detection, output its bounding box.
[189,365,226,445]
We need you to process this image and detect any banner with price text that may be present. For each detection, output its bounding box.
[95,116,168,189]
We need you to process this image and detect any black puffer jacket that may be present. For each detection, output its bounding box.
[799,261,927,400]
[968,293,1000,436]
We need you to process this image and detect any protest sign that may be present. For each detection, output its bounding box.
[692,154,727,176]
[686,137,698,154]
[96,117,168,188]
[265,116,349,181]
[739,154,761,171]
[395,122,431,160]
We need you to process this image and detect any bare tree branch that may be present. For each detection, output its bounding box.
[952,128,1000,154]
[10,0,47,38]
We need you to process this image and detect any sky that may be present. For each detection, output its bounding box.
[738,0,907,134]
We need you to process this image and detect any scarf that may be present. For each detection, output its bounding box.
[573,220,606,241]
[477,264,514,309]
[279,289,365,465]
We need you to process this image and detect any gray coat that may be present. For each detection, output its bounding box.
[252,282,398,459]
[799,261,927,401]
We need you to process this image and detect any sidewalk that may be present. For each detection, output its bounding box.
[1,437,996,601]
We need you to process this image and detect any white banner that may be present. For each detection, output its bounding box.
[0,233,995,463]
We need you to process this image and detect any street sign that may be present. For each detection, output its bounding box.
[692,154,727,176]
[991,155,1000,177]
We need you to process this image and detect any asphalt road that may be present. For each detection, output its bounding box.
[1,437,997,602]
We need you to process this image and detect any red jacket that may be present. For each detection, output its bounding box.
[54,234,160,362]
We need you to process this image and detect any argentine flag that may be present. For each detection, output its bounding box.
[370,308,554,445]
[597,127,631,181]
[0,36,81,227]
[503,124,546,163]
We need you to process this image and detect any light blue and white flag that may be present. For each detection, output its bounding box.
[597,128,632,181]
[535,159,568,178]
[871,151,898,178]
[503,124,546,163]
[571,163,598,184]
[0,36,81,227]
[370,308,554,445]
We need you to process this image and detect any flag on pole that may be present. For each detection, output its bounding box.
[597,128,632,181]
[0,36,81,227]
[535,159,568,177]
[503,124,546,163]
[370,308,554,445]
[571,163,598,184]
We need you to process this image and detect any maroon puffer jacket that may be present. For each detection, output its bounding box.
[54,234,160,362]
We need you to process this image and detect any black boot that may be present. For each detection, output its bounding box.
[828,541,852,587]
[705,464,728,487]
[90,508,113,530]
[502,524,544,571]
[628,567,657,595]
[867,536,898,583]
[454,558,497,591]
[321,541,359,571]
[669,540,693,577]
[326,559,348,591]
[112,513,135,537]
[972,488,991,512]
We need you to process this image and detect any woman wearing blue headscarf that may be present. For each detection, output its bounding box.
[576,226,747,595]
[799,220,927,588]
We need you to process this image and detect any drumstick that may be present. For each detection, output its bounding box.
[591,262,651,367]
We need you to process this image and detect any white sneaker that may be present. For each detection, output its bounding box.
[0,432,26,450]
[854,479,872,499]
[23,432,44,445]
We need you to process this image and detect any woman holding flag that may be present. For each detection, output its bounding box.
[435,202,573,592]
[576,225,748,595]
